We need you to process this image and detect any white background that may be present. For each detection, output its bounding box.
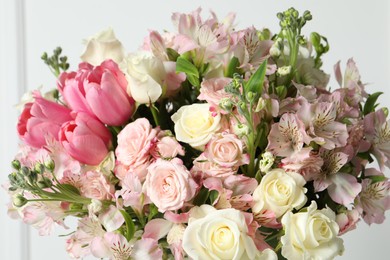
[1,0,390,259]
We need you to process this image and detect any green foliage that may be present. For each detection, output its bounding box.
[41,47,69,77]
[364,92,383,115]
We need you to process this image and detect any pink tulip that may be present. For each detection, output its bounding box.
[17,92,72,148]
[58,60,135,126]
[59,112,111,165]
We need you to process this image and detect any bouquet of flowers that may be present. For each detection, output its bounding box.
[5,7,390,260]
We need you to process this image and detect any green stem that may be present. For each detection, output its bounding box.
[150,104,160,126]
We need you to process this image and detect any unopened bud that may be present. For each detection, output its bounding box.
[34,163,45,174]
[259,152,275,173]
[277,66,292,76]
[11,160,21,170]
[13,194,28,208]
[219,98,234,112]
[45,160,55,172]
[233,123,250,137]
[383,107,389,117]
[246,91,255,102]
[270,44,281,57]
[255,97,267,112]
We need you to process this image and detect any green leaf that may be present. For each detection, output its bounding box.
[193,187,209,206]
[209,190,219,205]
[225,57,240,78]
[276,85,287,99]
[187,74,200,87]
[120,210,136,242]
[357,151,374,163]
[245,60,267,94]
[176,57,199,78]
[363,92,383,115]
[57,183,80,195]
[367,175,387,184]
[148,204,159,221]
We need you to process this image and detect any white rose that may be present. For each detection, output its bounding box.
[182,205,277,260]
[122,51,165,104]
[252,168,307,218]
[81,28,125,66]
[171,103,221,150]
[281,201,344,260]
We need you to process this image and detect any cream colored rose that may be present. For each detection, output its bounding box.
[281,201,345,260]
[171,103,221,150]
[122,51,165,104]
[182,205,277,260]
[81,28,125,66]
[252,168,307,218]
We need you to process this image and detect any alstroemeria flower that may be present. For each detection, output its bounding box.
[267,113,310,157]
[298,100,349,149]
[364,109,390,171]
[355,168,390,225]
[314,149,361,206]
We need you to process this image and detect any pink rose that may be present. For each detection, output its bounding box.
[17,92,72,148]
[59,112,111,165]
[58,60,135,126]
[151,131,185,159]
[144,158,197,212]
[115,118,157,181]
[198,77,233,114]
[192,153,237,179]
[79,171,114,200]
[204,132,249,168]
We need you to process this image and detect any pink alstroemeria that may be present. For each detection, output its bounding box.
[91,232,133,260]
[334,58,367,106]
[115,172,149,214]
[233,26,273,71]
[17,92,72,148]
[314,150,361,206]
[171,8,234,61]
[198,77,233,114]
[58,60,135,126]
[355,168,390,225]
[66,217,105,259]
[267,113,310,157]
[298,100,349,149]
[364,109,390,171]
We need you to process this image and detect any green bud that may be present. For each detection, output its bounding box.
[233,123,250,137]
[54,47,62,56]
[292,10,299,19]
[255,97,266,112]
[246,91,255,102]
[34,163,45,174]
[45,160,55,172]
[37,178,52,189]
[383,107,389,117]
[238,101,246,110]
[20,166,30,176]
[41,52,48,61]
[303,10,312,21]
[219,98,234,112]
[277,66,292,76]
[13,194,28,208]
[11,160,21,170]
